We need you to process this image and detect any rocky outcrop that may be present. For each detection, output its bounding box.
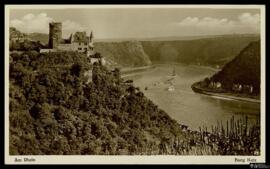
[95,41,152,67]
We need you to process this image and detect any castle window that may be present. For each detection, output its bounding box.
[79,42,81,45]
[84,42,87,45]
[78,47,82,50]
[84,48,87,51]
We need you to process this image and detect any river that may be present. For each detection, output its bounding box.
[124,64,260,131]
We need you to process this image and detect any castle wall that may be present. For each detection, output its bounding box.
[87,49,96,56]
[57,43,78,51]
[57,42,93,54]
[90,58,106,65]
[40,49,57,53]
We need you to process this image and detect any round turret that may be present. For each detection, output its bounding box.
[48,22,62,48]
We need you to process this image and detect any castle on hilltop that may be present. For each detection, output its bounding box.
[41,22,105,65]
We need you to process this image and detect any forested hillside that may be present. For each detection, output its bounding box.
[9,51,186,155]
[141,35,259,66]
[211,41,261,94]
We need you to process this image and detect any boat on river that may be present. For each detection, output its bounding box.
[168,85,175,92]
[172,67,176,77]
[166,67,176,91]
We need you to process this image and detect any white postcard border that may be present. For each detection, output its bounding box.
[5,4,266,165]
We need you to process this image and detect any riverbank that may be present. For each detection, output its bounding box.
[120,65,156,78]
[152,62,220,72]
[191,82,260,104]
[120,62,218,78]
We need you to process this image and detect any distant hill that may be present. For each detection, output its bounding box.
[95,34,259,42]
[9,27,45,51]
[211,40,260,94]
[10,27,28,40]
[141,35,260,67]
[139,34,259,42]
[10,27,48,45]
[95,35,259,68]
[27,33,49,45]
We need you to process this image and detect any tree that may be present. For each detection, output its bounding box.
[70,63,82,77]
[113,68,121,84]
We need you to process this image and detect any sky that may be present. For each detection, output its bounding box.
[9,7,261,40]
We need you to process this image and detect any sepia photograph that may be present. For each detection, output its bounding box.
[4,4,266,164]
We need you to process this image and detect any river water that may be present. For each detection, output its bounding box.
[125,64,260,131]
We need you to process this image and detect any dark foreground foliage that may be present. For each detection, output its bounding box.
[9,51,185,155]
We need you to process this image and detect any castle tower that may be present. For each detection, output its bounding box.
[88,31,95,56]
[48,22,62,49]
[69,33,73,43]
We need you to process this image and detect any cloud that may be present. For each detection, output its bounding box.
[62,20,89,38]
[10,13,89,38]
[10,13,54,34]
[178,17,235,30]
[238,13,260,31]
[174,13,260,35]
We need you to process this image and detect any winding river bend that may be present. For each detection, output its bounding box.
[124,64,260,131]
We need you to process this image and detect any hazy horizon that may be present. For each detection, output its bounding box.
[94,33,260,41]
[9,7,261,39]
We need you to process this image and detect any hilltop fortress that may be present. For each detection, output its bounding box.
[41,22,105,65]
